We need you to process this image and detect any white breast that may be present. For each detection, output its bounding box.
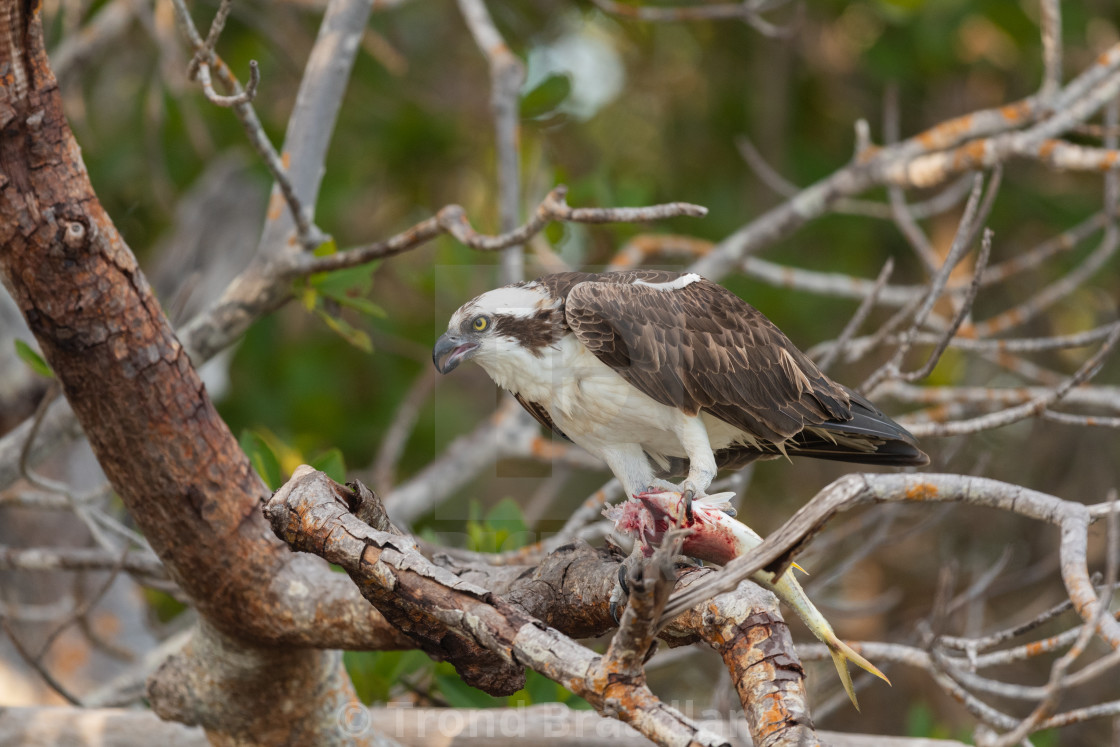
[481,335,692,459]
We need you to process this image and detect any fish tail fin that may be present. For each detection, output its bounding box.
[827,636,891,710]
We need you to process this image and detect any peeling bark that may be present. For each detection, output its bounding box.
[268,467,825,746]
[148,622,382,747]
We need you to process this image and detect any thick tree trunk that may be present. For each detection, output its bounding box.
[0,3,397,743]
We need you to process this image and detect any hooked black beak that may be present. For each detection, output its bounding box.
[433,332,479,374]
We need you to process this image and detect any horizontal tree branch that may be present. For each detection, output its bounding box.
[0,545,165,577]
[268,467,837,746]
[659,473,1118,656]
[289,186,707,275]
[0,705,970,746]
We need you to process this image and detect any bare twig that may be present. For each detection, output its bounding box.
[980,209,1109,286]
[0,545,166,577]
[1041,410,1120,429]
[594,0,801,37]
[0,617,83,705]
[737,134,978,221]
[384,400,528,526]
[34,550,132,664]
[862,173,988,394]
[816,257,893,373]
[658,472,1116,652]
[903,321,1120,438]
[17,381,66,495]
[1038,0,1063,101]
[456,0,526,284]
[600,532,683,678]
[191,0,235,77]
[973,225,1119,337]
[936,584,1115,655]
[268,468,736,746]
[981,493,1118,746]
[293,186,707,275]
[900,228,993,383]
[812,322,1120,364]
[49,0,147,80]
[167,0,319,249]
[195,59,260,107]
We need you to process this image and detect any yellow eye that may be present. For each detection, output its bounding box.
[472,316,490,332]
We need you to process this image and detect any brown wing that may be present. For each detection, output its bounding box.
[514,393,571,442]
[564,271,853,443]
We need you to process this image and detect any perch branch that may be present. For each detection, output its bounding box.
[266,467,738,746]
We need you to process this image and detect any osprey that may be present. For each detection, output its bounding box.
[434,269,922,707]
[433,270,928,505]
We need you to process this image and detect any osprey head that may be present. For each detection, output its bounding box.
[433,282,560,375]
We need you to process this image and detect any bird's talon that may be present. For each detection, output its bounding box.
[681,489,695,526]
[610,556,636,624]
[616,563,631,597]
[722,506,737,518]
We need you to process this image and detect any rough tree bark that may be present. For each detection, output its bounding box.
[0,2,408,744]
[266,466,823,746]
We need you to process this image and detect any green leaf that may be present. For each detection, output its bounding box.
[525,670,560,704]
[521,73,572,119]
[487,498,531,551]
[565,692,593,710]
[345,651,385,703]
[346,650,434,704]
[310,447,346,483]
[315,309,374,353]
[239,430,283,490]
[313,237,339,257]
[465,499,533,553]
[434,666,503,708]
[330,295,387,319]
[142,587,188,624]
[485,498,528,536]
[466,519,488,553]
[14,340,53,378]
[311,260,380,300]
[381,649,433,683]
[509,671,590,708]
[299,285,318,312]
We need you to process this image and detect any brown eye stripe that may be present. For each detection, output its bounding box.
[491,308,560,356]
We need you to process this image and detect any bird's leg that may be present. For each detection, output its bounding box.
[677,473,716,528]
[676,417,717,529]
[681,488,696,525]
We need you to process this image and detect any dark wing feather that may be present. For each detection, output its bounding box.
[514,393,571,442]
[564,271,928,466]
[565,271,850,442]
